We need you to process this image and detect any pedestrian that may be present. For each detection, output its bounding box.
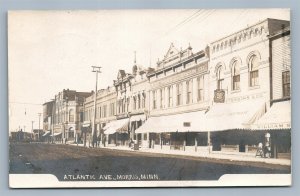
[255,142,264,158]
[103,136,106,147]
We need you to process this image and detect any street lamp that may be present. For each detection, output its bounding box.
[91,66,101,147]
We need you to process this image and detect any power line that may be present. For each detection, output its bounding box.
[9,102,43,106]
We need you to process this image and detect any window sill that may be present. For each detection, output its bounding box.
[231,89,241,94]
[249,85,260,90]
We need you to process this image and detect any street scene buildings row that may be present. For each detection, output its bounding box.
[40,18,291,158]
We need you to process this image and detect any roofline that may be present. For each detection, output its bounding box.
[210,18,290,45]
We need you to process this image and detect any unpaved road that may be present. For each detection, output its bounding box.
[9,143,290,181]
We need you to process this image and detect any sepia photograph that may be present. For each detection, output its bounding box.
[8,9,291,188]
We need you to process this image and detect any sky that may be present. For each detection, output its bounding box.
[8,9,290,132]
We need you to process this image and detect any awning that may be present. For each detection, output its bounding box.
[252,100,291,130]
[104,118,129,135]
[135,110,207,134]
[130,114,146,122]
[50,132,62,137]
[204,99,266,131]
[42,131,50,137]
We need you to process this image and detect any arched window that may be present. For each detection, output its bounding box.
[216,66,224,90]
[249,55,259,87]
[232,61,240,90]
[69,109,75,122]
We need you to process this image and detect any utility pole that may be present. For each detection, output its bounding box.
[91,66,101,148]
[31,121,34,141]
[51,98,56,144]
[38,113,41,141]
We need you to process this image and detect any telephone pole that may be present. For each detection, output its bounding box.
[38,113,42,141]
[91,66,101,147]
[31,121,34,141]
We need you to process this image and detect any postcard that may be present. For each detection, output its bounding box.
[8,9,291,188]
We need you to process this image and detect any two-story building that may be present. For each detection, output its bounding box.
[42,100,54,141]
[205,18,290,156]
[102,61,150,146]
[252,24,291,158]
[83,86,117,146]
[136,43,211,151]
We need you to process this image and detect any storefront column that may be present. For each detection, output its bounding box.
[195,137,198,152]
[207,131,211,154]
[160,133,162,149]
[116,133,118,146]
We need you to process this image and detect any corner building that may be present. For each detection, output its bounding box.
[206,18,291,157]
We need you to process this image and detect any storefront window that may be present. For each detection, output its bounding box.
[232,61,240,90]
[282,71,290,97]
[249,55,259,87]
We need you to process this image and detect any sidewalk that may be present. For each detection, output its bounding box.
[69,143,291,166]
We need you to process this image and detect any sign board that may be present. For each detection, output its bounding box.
[214,89,225,103]
[183,122,191,127]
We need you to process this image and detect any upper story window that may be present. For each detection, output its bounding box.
[152,90,157,109]
[137,95,141,109]
[160,88,164,108]
[197,76,204,102]
[103,105,107,118]
[232,60,240,90]
[168,86,173,107]
[142,93,146,108]
[133,96,136,110]
[127,97,130,112]
[216,66,224,90]
[69,109,75,122]
[186,80,192,104]
[176,83,183,106]
[249,55,259,87]
[282,71,290,97]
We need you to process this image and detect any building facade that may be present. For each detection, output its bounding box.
[136,43,211,151]
[83,86,117,146]
[206,18,290,156]
[78,18,291,158]
[42,100,54,140]
[49,89,92,143]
